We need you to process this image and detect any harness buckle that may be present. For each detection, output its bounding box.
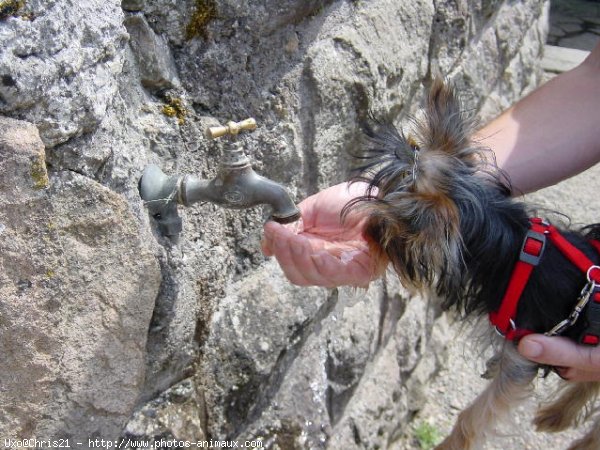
[519,229,547,266]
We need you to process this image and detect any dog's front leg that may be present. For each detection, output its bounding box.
[435,344,538,450]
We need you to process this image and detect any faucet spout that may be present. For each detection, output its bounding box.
[139,164,300,237]
[181,165,301,224]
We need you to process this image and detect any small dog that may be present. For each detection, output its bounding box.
[345,79,600,449]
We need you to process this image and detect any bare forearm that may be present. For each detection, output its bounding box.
[476,43,600,194]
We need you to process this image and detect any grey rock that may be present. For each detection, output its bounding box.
[124,13,180,93]
[0,0,128,148]
[123,378,206,443]
[450,0,549,119]
[542,45,590,74]
[559,32,600,52]
[0,117,161,440]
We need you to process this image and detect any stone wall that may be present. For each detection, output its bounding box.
[0,0,548,447]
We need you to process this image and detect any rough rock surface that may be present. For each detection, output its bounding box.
[0,117,161,440]
[0,0,127,148]
[0,0,550,447]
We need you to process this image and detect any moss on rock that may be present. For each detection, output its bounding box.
[30,153,49,190]
[0,0,25,20]
[185,0,217,40]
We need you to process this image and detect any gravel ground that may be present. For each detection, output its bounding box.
[390,161,600,450]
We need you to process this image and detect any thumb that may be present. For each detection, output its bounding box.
[518,334,600,371]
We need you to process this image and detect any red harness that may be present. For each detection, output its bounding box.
[489,218,600,342]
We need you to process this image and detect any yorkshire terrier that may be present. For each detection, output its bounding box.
[345,79,600,449]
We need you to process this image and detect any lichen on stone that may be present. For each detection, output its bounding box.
[30,154,49,190]
[185,0,217,40]
[160,94,187,125]
[0,0,25,20]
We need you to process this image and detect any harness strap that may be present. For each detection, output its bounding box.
[489,218,600,342]
[489,219,547,340]
[547,227,600,282]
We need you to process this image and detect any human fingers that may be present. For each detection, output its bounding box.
[299,182,371,229]
[261,221,277,256]
[263,221,370,287]
[263,221,332,286]
[262,221,309,284]
[310,248,376,288]
[518,334,600,380]
[262,220,298,257]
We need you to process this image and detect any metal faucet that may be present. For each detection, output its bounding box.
[138,118,301,237]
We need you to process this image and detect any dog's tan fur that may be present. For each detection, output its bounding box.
[438,344,537,449]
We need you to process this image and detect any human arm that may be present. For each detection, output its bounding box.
[261,182,383,287]
[476,42,600,194]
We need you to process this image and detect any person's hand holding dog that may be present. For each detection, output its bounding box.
[519,335,600,382]
[261,182,382,288]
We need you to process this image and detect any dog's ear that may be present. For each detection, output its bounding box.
[414,77,478,164]
[351,116,419,195]
[346,79,479,291]
[360,187,463,292]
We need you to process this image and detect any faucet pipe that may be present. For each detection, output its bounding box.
[139,118,301,237]
[180,163,301,224]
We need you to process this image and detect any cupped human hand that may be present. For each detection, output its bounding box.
[518,334,600,381]
[261,182,384,288]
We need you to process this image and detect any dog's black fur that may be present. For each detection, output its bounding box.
[347,79,600,339]
[344,78,600,449]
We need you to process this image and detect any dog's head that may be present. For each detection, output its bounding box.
[346,79,524,312]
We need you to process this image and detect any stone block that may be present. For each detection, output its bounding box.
[0,116,161,440]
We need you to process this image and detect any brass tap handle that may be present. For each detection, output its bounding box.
[207,118,257,139]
